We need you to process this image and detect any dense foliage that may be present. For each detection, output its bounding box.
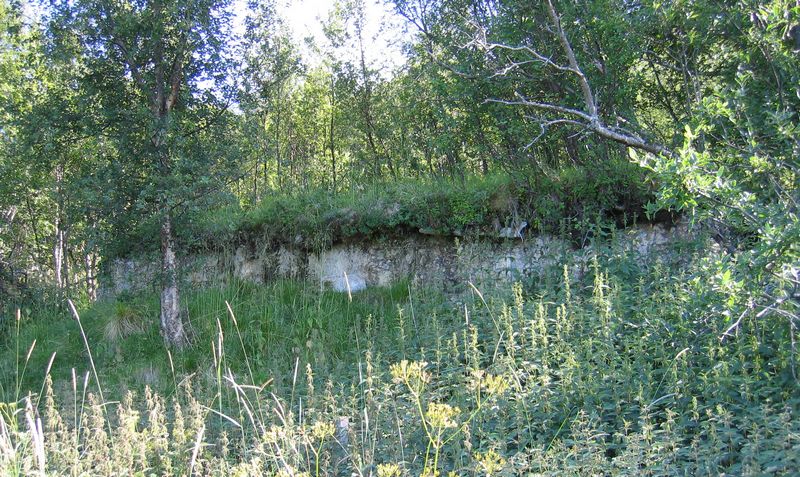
[0,0,798,474]
[108,160,652,258]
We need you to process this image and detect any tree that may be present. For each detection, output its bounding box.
[1,0,34,299]
[48,0,235,347]
[241,0,303,195]
[450,0,670,158]
[392,0,799,346]
[0,0,83,304]
[637,0,799,345]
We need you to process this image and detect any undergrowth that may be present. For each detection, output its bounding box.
[1,237,798,475]
[0,279,415,398]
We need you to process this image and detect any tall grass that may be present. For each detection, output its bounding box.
[1,278,415,399]
[1,239,798,475]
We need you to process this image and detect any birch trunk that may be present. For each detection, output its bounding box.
[53,228,64,290]
[160,210,187,347]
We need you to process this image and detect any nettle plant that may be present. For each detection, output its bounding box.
[389,360,509,477]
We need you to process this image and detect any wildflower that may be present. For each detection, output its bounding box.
[310,421,334,440]
[475,449,506,476]
[483,374,509,396]
[469,369,486,392]
[377,463,402,477]
[390,360,430,392]
[263,425,283,444]
[426,402,460,429]
[420,466,439,477]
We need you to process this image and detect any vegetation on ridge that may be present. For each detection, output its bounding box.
[111,160,654,258]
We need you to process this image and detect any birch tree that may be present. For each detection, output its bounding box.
[48,0,235,347]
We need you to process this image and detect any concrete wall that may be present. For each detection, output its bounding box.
[103,222,687,297]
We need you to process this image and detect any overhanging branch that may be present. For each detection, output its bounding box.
[480,0,673,158]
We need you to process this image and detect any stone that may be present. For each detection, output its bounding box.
[310,245,374,292]
[331,272,366,293]
[277,246,302,278]
[499,220,528,239]
[185,255,222,286]
[234,246,265,284]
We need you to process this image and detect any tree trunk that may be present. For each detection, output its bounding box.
[261,111,268,195]
[329,74,337,192]
[53,163,66,293]
[476,124,490,174]
[160,210,187,347]
[276,107,282,190]
[53,227,64,290]
[253,162,258,203]
[63,228,71,295]
[84,251,97,302]
[564,134,581,166]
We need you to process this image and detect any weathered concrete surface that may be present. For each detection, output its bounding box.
[102,222,687,297]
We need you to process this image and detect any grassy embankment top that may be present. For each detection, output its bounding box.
[112,160,656,258]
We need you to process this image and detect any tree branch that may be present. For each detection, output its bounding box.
[481,0,673,158]
[166,31,189,113]
[544,0,597,122]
